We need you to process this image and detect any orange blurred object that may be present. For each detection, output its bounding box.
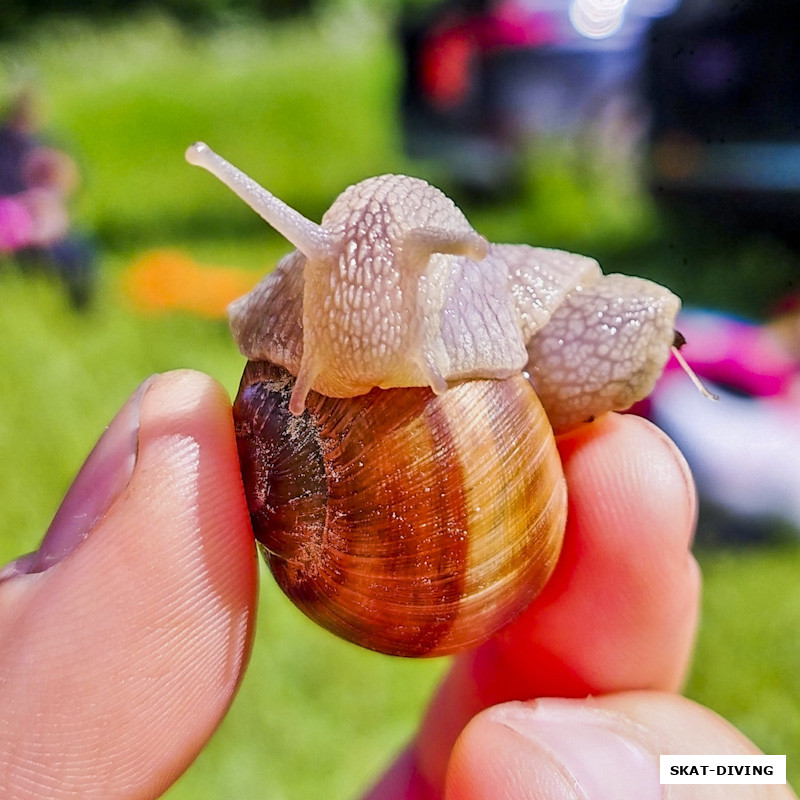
[123,249,261,318]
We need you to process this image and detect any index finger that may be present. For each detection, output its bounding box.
[490,411,700,698]
[368,412,700,798]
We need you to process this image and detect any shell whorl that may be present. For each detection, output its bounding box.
[234,361,567,657]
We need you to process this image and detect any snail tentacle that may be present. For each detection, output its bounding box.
[186,142,335,261]
[400,225,489,263]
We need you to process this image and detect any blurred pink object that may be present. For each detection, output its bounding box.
[643,308,800,533]
[18,187,70,246]
[0,195,34,252]
[665,309,798,397]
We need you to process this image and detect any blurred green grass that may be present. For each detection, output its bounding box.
[1,8,798,797]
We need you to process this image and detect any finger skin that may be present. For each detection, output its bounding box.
[367,413,700,799]
[491,412,700,697]
[0,371,257,800]
[446,693,798,800]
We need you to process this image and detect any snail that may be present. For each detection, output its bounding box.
[186,142,681,657]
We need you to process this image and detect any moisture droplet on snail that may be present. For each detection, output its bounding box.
[186,142,681,658]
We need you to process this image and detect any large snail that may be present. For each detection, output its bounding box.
[186,143,681,658]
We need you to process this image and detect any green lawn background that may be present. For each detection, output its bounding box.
[0,8,798,797]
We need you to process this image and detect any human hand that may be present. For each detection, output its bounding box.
[0,371,257,799]
[366,413,798,799]
[0,372,793,799]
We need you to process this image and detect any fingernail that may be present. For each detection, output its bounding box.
[486,700,660,800]
[0,376,156,581]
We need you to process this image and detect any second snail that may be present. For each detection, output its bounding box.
[187,142,681,658]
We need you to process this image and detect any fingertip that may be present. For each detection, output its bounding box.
[447,694,798,800]
[556,412,697,549]
[137,369,258,614]
[446,699,660,800]
[591,691,766,756]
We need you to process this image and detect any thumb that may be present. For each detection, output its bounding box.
[445,693,797,800]
[0,370,258,800]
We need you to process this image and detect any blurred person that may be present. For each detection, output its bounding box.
[0,369,794,799]
[0,89,95,309]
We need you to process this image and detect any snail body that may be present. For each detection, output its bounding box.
[187,143,680,657]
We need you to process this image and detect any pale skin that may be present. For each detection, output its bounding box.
[0,370,795,800]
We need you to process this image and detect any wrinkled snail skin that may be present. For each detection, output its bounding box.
[186,142,681,657]
[526,274,681,434]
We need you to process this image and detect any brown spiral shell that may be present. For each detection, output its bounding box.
[233,360,567,658]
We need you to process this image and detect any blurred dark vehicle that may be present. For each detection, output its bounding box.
[646,0,800,240]
[398,0,679,197]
